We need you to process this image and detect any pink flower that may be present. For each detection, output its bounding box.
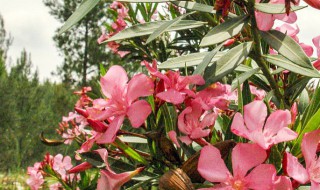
[198,143,276,189]
[178,101,217,145]
[53,154,73,179]
[26,170,44,190]
[231,101,298,149]
[49,183,62,190]
[255,0,298,31]
[194,82,231,110]
[87,65,154,143]
[285,129,320,189]
[144,62,205,104]
[95,149,144,190]
[110,1,128,18]
[312,35,320,69]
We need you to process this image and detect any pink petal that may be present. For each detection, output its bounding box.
[200,112,217,129]
[95,148,109,166]
[97,167,144,190]
[178,107,193,135]
[127,74,154,104]
[312,35,320,57]
[274,12,297,23]
[190,128,210,139]
[263,110,291,137]
[232,143,267,178]
[285,152,309,184]
[68,162,92,173]
[300,43,314,57]
[178,75,205,89]
[255,11,274,31]
[302,129,320,167]
[127,100,152,128]
[304,0,320,10]
[231,113,250,139]
[168,130,180,148]
[272,127,298,144]
[96,115,125,144]
[275,23,299,37]
[313,60,320,70]
[311,181,320,190]
[87,108,114,121]
[273,176,293,190]
[313,35,320,50]
[179,136,193,145]
[198,145,230,183]
[249,130,269,149]
[157,89,185,104]
[244,100,267,131]
[245,164,276,190]
[100,65,128,98]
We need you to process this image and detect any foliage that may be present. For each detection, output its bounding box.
[26,0,320,189]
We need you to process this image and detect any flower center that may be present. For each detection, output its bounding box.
[232,179,245,190]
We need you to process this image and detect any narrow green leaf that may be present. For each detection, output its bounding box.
[58,0,100,34]
[231,67,260,91]
[114,138,148,165]
[173,1,215,14]
[146,11,195,44]
[291,107,320,156]
[158,52,225,69]
[118,136,148,143]
[237,81,244,114]
[264,54,320,77]
[99,63,106,76]
[117,0,174,2]
[172,1,237,17]
[261,30,313,69]
[202,42,253,88]
[193,43,224,75]
[106,20,206,42]
[301,83,320,127]
[255,3,307,14]
[284,77,310,101]
[200,15,249,47]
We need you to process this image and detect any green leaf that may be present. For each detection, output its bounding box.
[193,43,224,75]
[146,11,195,44]
[231,67,260,91]
[172,1,237,17]
[261,30,313,69]
[264,55,320,77]
[99,63,106,76]
[291,107,320,156]
[106,20,206,42]
[114,138,148,165]
[200,15,249,47]
[284,77,310,101]
[173,1,215,14]
[118,136,148,143]
[117,0,174,2]
[158,52,225,69]
[202,42,253,88]
[301,84,320,127]
[58,0,100,34]
[255,3,307,14]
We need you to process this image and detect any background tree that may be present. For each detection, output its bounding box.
[43,0,120,86]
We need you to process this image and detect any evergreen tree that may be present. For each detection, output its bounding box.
[43,0,116,86]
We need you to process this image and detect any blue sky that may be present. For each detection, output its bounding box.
[0,0,319,82]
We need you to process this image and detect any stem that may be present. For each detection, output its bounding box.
[247,0,286,109]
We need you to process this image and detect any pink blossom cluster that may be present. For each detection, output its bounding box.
[97,1,129,57]
[27,153,75,190]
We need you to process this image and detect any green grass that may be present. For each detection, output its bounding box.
[0,172,29,190]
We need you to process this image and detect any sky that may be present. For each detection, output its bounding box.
[0,0,319,82]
